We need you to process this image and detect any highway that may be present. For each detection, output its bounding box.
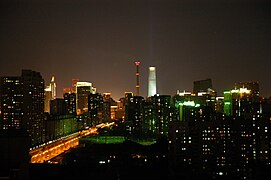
[29,122,114,163]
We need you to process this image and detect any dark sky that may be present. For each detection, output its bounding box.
[1,0,271,100]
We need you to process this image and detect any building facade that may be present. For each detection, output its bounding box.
[0,70,45,147]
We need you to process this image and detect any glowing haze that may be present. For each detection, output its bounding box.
[0,0,271,100]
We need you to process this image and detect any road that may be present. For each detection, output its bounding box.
[29,122,114,163]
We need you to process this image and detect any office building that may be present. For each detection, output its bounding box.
[193,78,212,93]
[234,81,259,98]
[44,76,57,113]
[0,70,45,147]
[76,81,96,115]
[150,94,172,136]
[50,76,57,99]
[64,92,77,115]
[88,93,103,125]
[0,77,23,129]
[50,98,66,115]
[223,87,256,117]
[124,92,134,122]
[44,88,52,113]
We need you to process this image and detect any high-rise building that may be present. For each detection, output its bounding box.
[125,95,144,135]
[44,87,52,113]
[102,93,114,122]
[150,94,172,136]
[76,81,96,115]
[21,70,45,146]
[124,92,134,122]
[234,81,260,103]
[0,70,45,147]
[88,93,103,125]
[143,98,156,134]
[123,92,145,135]
[50,98,66,115]
[64,92,77,115]
[223,87,256,117]
[50,76,56,99]
[148,66,157,97]
[234,81,259,96]
[193,78,212,93]
[110,100,125,121]
[135,61,140,96]
[44,76,57,113]
[0,77,23,129]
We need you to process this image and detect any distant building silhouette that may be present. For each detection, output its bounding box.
[193,78,212,93]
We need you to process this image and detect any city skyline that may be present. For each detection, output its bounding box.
[1,0,271,100]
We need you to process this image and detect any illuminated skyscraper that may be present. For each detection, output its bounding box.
[135,61,140,96]
[76,81,96,115]
[44,87,52,113]
[234,81,260,102]
[44,76,56,113]
[148,66,157,97]
[50,76,56,99]
[223,87,256,117]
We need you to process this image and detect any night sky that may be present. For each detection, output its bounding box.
[1,0,271,100]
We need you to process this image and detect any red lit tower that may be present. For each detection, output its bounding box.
[135,61,140,96]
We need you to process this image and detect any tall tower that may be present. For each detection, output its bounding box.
[135,61,140,96]
[50,76,56,99]
[148,66,157,97]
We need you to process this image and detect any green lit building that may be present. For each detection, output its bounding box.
[150,94,172,136]
[223,87,259,117]
[143,98,156,135]
[45,114,78,141]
